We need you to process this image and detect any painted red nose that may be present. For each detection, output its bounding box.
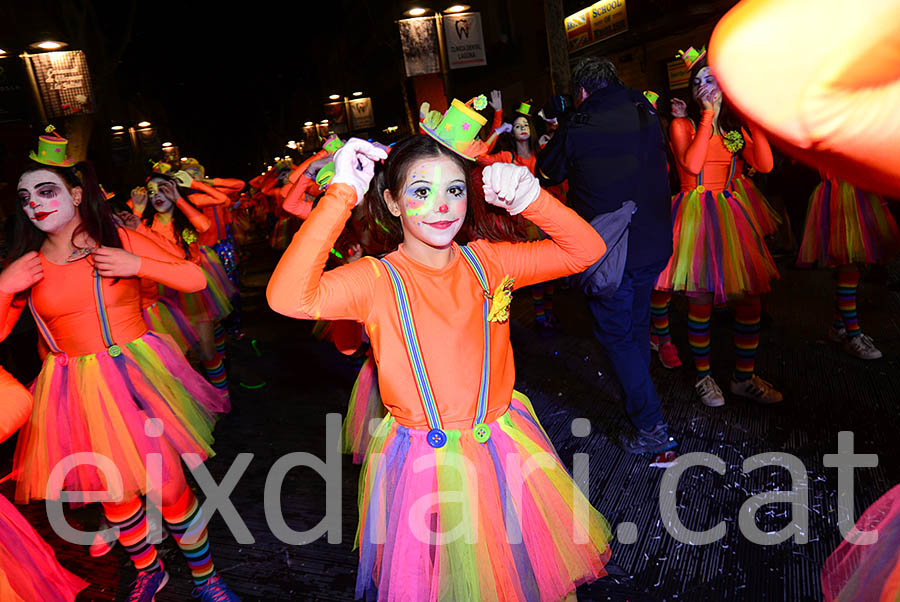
[29,201,37,208]
[438,203,448,212]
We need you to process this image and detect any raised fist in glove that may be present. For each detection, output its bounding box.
[0,251,43,295]
[494,122,513,135]
[330,138,388,205]
[481,163,540,215]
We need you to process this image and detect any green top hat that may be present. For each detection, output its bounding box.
[419,95,488,161]
[516,101,532,116]
[29,125,75,167]
[643,90,659,109]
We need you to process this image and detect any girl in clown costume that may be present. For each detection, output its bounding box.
[268,96,611,601]
[2,128,239,601]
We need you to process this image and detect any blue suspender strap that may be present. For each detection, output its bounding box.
[458,246,492,443]
[379,258,445,447]
[92,272,122,357]
[725,155,737,190]
[27,295,63,355]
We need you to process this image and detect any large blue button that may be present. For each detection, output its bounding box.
[426,428,447,448]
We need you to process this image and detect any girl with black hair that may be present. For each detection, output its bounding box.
[147,172,235,395]
[0,129,239,601]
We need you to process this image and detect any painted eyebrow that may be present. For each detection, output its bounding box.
[35,182,60,188]
[407,180,432,186]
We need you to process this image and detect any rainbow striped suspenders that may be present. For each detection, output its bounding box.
[380,246,492,448]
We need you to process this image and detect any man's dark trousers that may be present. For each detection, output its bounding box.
[587,259,667,431]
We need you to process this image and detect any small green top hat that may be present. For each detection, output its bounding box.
[419,95,488,161]
[29,125,75,167]
[516,100,532,116]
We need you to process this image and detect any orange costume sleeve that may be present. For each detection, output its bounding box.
[210,178,245,193]
[282,151,328,219]
[186,180,229,208]
[175,197,211,233]
[485,109,504,152]
[267,183,605,429]
[740,124,773,173]
[122,228,207,292]
[477,151,514,167]
[671,113,714,174]
[709,0,900,197]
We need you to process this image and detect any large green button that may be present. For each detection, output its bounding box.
[473,423,491,443]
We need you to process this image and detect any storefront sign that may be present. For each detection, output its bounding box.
[348,97,375,130]
[667,59,690,90]
[398,17,440,77]
[566,0,628,52]
[28,50,95,118]
[443,12,487,69]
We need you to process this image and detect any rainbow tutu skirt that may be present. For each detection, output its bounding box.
[342,353,385,465]
[822,482,900,601]
[655,187,779,303]
[355,391,611,601]
[731,174,782,237]
[142,295,200,354]
[12,331,229,504]
[165,246,235,324]
[0,494,88,602]
[797,179,900,268]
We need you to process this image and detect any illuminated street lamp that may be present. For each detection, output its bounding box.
[111,125,124,131]
[328,93,341,100]
[137,120,151,128]
[406,7,428,16]
[29,40,68,51]
[444,4,470,12]
[352,91,363,97]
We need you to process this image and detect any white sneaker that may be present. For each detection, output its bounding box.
[695,375,725,407]
[730,374,783,404]
[828,325,846,342]
[844,333,883,360]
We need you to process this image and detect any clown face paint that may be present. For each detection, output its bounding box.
[17,170,79,234]
[692,67,722,106]
[513,116,531,142]
[149,178,174,214]
[390,156,467,252]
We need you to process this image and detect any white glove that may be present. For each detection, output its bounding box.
[329,138,388,205]
[494,122,512,135]
[481,163,540,215]
[171,170,194,187]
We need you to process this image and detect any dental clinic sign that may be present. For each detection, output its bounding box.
[442,12,487,70]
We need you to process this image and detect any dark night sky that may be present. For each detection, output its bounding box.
[1,0,410,178]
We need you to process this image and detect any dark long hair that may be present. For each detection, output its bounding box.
[11,161,122,260]
[145,173,195,259]
[687,57,743,135]
[364,135,526,251]
[510,113,540,160]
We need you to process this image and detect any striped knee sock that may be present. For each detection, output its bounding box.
[102,497,160,573]
[214,322,227,355]
[532,287,545,323]
[650,290,672,345]
[734,297,761,382]
[162,489,215,586]
[836,268,861,337]
[202,355,228,391]
[688,301,712,378]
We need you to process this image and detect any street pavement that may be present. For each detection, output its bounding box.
[2,242,899,601]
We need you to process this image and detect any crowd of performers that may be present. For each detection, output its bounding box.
[0,0,898,599]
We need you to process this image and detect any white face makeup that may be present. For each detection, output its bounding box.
[513,117,531,142]
[149,178,174,214]
[387,156,467,251]
[692,66,721,105]
[17,170,79,233]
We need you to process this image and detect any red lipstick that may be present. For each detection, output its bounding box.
[424,219,458,230]
[33,210,57,221]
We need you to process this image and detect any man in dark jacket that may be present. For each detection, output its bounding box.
[537,56,675,454]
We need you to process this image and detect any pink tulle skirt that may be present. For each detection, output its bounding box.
[13,331,229,504]
[356,391,611,601]
[797,178,900,268]
[822,483,900,601]
[0,494,88,602]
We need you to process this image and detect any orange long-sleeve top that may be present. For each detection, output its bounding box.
[182,180,229,248]
[135,222,190,309]
[669,112,773,194]
[478,151,537,175]
[0,228,205,358]
[709,0,900,198]
[282,152,328,219]
[267,183,605,429]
